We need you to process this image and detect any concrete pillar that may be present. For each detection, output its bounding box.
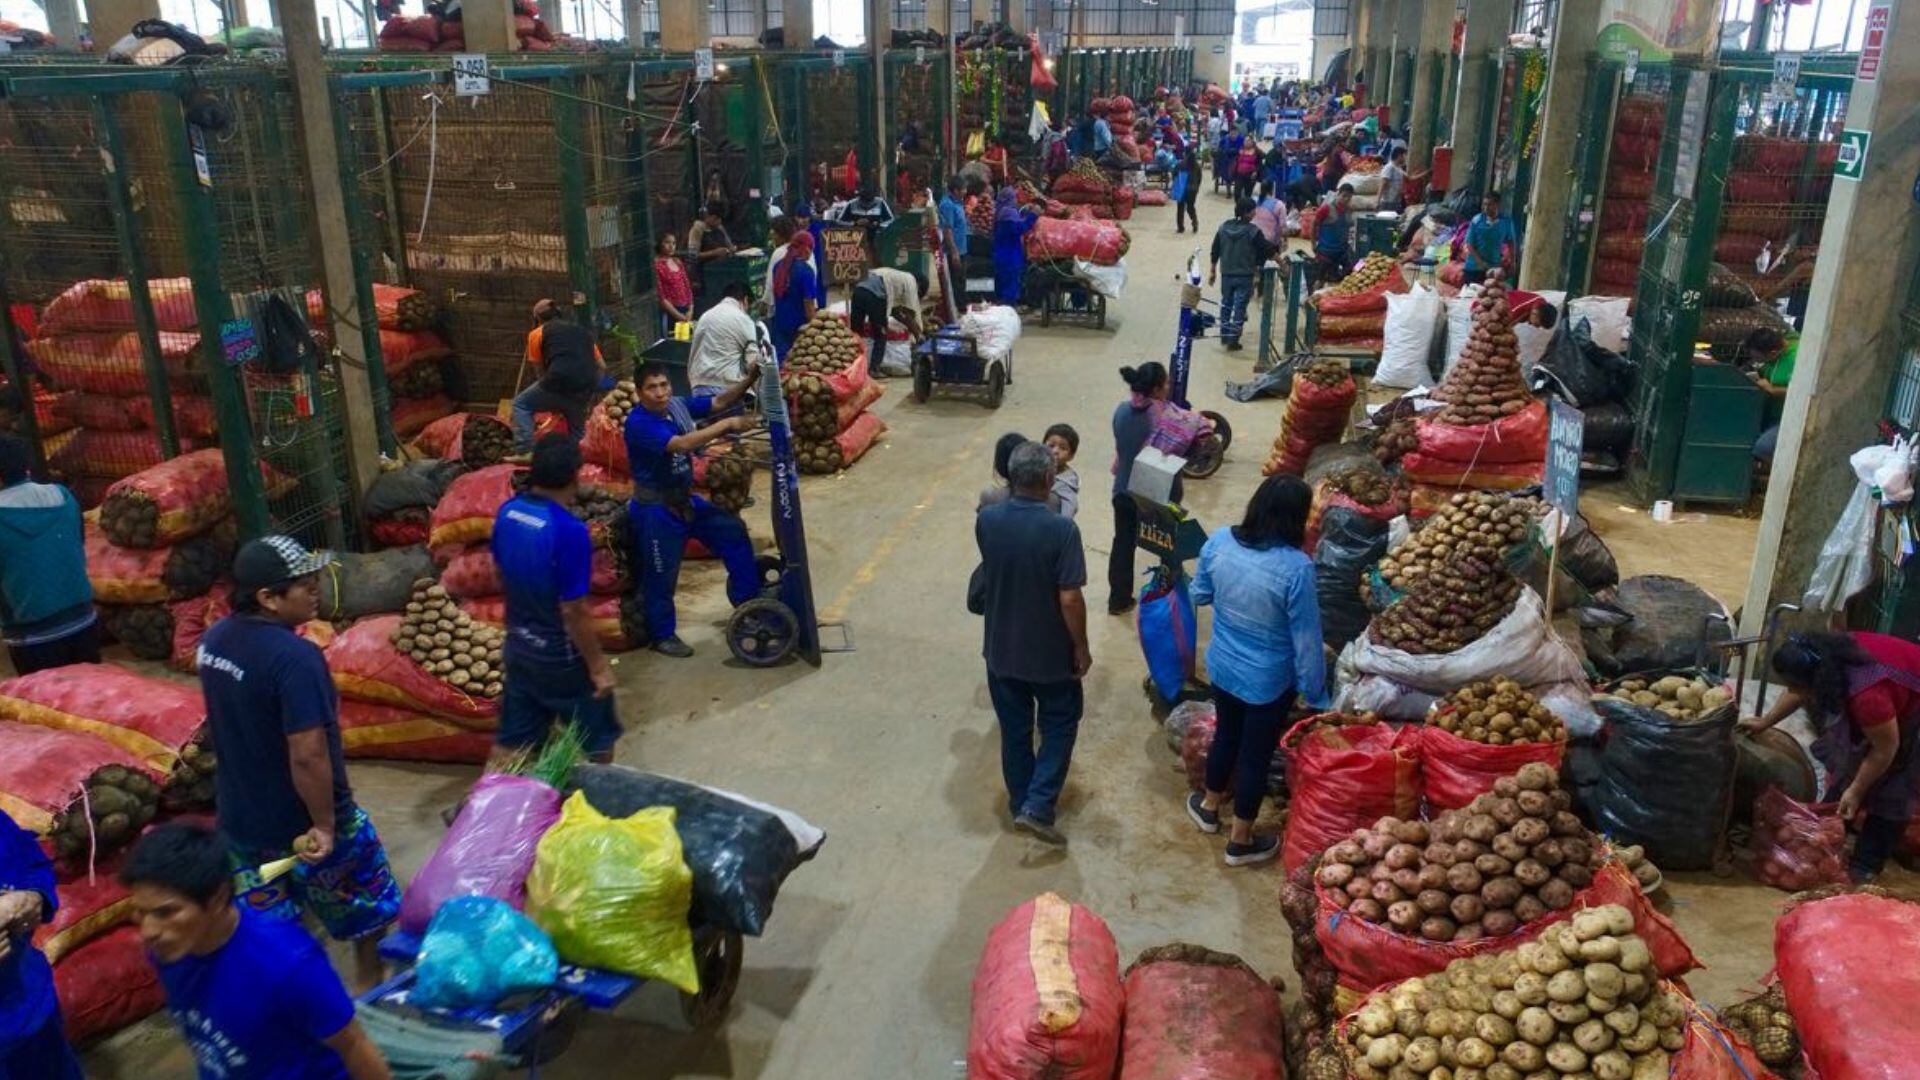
[460,0,515,51]
[1385,0,1420,126]
[659,0,707,50]
[1517,0,1599,290]
[277,0,381,507]
[1449,0,1515,196]
[1406,0,1453,174]
[85,0,159,42]
[783,0,813,45]
[41,0,81,46]
[868,0,889,166]
[1740,3,1920,634]
[924,0,950,37]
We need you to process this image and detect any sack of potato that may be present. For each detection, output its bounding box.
[1431,269,1536,428]
[326,609,498,727]
[1280,714,1420,873]
[427,464,521,550]
[1368,562,1522,656]
[0,662,213,819]
[165,589,334,673]
[1594,673,1734,724]
[1376,492,1540,597]
[1331,909,1751,1080]
[1587,689,1738,872]
[98,449,289,549]
[1306,468,1405,555]
[85,522,232,604]
[99,602,177,661]
[579,381,639,477]
[461,593,635,653]
[1420,679,1569,812]
[441,542,627,601]
[1415,399,1549,467]
[1312,252,1408,316]
[700,441,759,515]
[1264,360,1357,477]
[338,699,492,765]
[0,722,160,861]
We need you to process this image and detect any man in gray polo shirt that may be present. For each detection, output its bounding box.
[972,441,1091,845]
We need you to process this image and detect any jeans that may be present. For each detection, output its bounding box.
[1853,813,1905,881]
[1754,424,1780,463]
[5,620,99,676]
[630,496,759,642]
[1176,196,1198,233]
[986,672,1084,825]
[1108,492,1139,610]
[850,287,890,373]
[510,382,591,451]
[1205,688,1296,822]
[1219,274,1254,344]
[498,656,621,755]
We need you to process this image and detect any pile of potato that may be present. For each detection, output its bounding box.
[1322,466,1399,508]
[786,312,862,377]
[1720,985,1800,1069]
[1368,564,1521,654]
[160,736,217,811]
[1614,844,1663,893]
[704,449,756,514]
[1433,269,1536,426]
[100,604,178,662]
[458,414,514,468]
[1342,907,1689,1080]
[47,764,159,860]
[601,379,639,426]
[1595,675,1733,723]
[1378,493,1539,591]
[1374,415,1419,466]
[390,363,444,399]
[1316,763,1602,941]
[1321,252,1399,297]
[1436,680,1565,745]
[393,288,441,331]
[788,374,843,443]
[392,580,504,699]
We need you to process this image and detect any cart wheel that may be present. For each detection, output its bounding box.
[1041,287,1054,327]
[911,357,933,403]
[754,552,785,590]
[679,930,745,1029]
[725,597,799,667]
[521,1006,582,1066]
[1181,411,1233,479]
[1095,296,1107,331]
[985,364,1006,408]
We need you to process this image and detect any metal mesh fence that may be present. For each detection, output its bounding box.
[891,54,946,195]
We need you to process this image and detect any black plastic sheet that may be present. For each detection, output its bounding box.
[1590,694,1737,871]
[1315,507,1388,650]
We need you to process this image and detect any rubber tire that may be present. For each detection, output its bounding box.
[1180,411,1233,479]
[911,357,932,403]
[754,552,785,590]
[678,929,745,1029]
[985,364,1006,408]
[725,597,800,667]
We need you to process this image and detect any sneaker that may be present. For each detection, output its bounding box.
[1107,598,1137,617]
[1223,340,1244,352]
[1224,834,1281,867]
[1013,815,1067,847]
[650,636,694,658]
[1186,793,1220,834]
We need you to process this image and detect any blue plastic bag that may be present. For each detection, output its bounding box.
[414,896,560,1009]
[1137,568,1196,704]
[1170,170,1189,204]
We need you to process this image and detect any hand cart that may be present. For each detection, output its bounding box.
[1167,250,1233,479]
[359,922,745,1068]
[720,327,853,667]
[1029,260,1108,329]
[910,325,1011,408]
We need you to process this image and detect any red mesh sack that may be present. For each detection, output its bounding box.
[1722,206,1794,241]
[50,429,177,481]
[835,410,887,468]
[379,328,453,376]
[100,449,289,548]
[0,663,205,775]
[338,699,492,764]
[1118,953,1285,1080]
[128,393,217,440]
[1775,892,1920,1079]
[461,595,633,652]
[967,893,1123,1080]
[1313,274,1409,316]
[580,404,629,477]
[1413,400,1548,466]
[410,411,470,459]
[57,392,143,432]
[0,721,154,839]
[40,277,198,334]
[1726,172,1794,205]
[1417,720,1567,812]
[1179,707,1216,792]
[1609,130,1661,172]
[1600,198,1649,234]
[442,543,626,600]
[34,862,132,966]
[391,394,456,439]
[1750,787,1847,891]
[1316,312,1388,339]
[1398,453,1544,490]
[84,524,230,604]
[428,463,520,549]
[326,614,498,725]
[378,14,439,44]
[1597,233,1645,260]
[54,925,165,1043]
[836,380,885,432]
[28,334,144,396]
[1315,860,1697,995]
[1028,35,1057,93]
[1280,718,1419,872]
[1025,216,1128,265]
[1608,170,1655,199]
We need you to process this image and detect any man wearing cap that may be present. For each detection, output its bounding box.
[196,537,399,992]
[510,296,605,455]
[490,435,619,765]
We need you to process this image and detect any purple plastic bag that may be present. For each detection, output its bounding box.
[399,773,563,934]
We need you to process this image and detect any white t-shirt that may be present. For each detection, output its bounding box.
[687,297,758,389]
[1379,161,1406,206]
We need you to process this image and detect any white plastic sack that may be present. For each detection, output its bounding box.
[1350,587,1586,693]
[1566,295,1631,353]
[1073,258,1127,299]
[959,304,1023,363]
[1376,283,1442,390]
[1804,443,1911,612]
[880,318,913,376]
[1514,322,1555,377]
[1345,172,1385,198]
[1341,674,1439,721]
[1441,285,1484,376]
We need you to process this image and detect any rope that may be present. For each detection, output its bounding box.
[77,783,96,886]
[414,89,440,245]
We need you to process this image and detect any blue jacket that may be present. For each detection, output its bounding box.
[0,810,58,1051]
[0,481,93,646]
[1191,527,1329,708]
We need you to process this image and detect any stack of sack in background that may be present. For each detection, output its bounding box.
[1262,359,1357,477]
[1696,263,1790,364]
[377,0,558,52]
[306,283,456,438]
[28,278,213,506]
[1310,253,1407,353]
[1050,158,1136,221]
[1101,95,1140,163]
[1591,94,1662,295]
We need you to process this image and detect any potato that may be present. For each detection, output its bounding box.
[1544,1042,1588,1073]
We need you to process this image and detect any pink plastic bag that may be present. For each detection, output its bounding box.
[399,773,563,933]
[1751,787,1847,892]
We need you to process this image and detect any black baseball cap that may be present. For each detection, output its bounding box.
[232,535,332,593]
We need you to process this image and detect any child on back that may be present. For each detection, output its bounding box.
[1044,424,1080,520]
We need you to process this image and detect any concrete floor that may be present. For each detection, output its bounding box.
[78,188,1904,1078]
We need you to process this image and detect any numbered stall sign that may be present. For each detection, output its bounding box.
[452,54,490,97]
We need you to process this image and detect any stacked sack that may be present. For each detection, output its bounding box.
[28,278,214,502]
[783,312,887,475]
[408,411,514,470]
[364,458,465,548]
[1696,263,1790,364]
[1723,134,1833,250]
[1404,270,1547,491]
[1105,95,1139,163]
[1263,359,1357,476]
[1025,213,1130,265]
[1591,94,1663,293]
[307,283,455,438]
[328,577,499,765]
[377,0,557,52]
[1049,158,1135,221]
[89,451,288,661]
[1311,253,1409,351]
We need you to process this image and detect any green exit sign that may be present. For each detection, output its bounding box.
[1836,129,1871,181]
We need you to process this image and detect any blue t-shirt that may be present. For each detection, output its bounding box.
[1465,212,1517,271]
[1191,527,1330,708]
[771,259,817,345]
[197,615,352,852]
[491,492,593,669]
[938,195,969,254]
[157,908,354,1080]
[0,810,56,1052]
[975,497,1087,684]
[624,395,713,497]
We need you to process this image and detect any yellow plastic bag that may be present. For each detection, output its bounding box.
[525,792,699,992]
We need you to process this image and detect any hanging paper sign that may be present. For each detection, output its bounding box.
[1771,52,1802,100]
[822,226,871,286]
[452,54,490,97]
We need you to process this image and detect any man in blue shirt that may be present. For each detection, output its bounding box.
[1314,183,1355,288]
[1464,190,1518,285]
[198,537,399,992]
[491,434,618,765]
[124,822,391,1080]
[973,442,1090,846]
[937,175,969,260]
[0,809,80,1078]
[625,359,762,658]
[0,435,97,675]
[1091,106,1114,156]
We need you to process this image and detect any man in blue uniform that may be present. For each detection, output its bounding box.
[198,537,400,992]
[625,360,761,658]
[0,809,81,1078]
[490,435,618,764]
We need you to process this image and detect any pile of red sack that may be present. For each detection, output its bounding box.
[1720,133,1835,258]
[306,283,456,438]
[1262,359,1356,477]
[1049,159,1135,221]
[1025,214,1130,265]
[377,0,556,52]
[1592,94,1662,294]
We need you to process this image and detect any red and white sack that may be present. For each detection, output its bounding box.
[967,893,1123,1080]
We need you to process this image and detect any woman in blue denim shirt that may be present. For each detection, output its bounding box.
[1185,474,1330,866]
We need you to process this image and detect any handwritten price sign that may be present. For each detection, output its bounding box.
[1545,398,1585,518]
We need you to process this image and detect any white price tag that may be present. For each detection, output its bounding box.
[833,49,846,68]
[452,54,490,97]
[695,48,715,82]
